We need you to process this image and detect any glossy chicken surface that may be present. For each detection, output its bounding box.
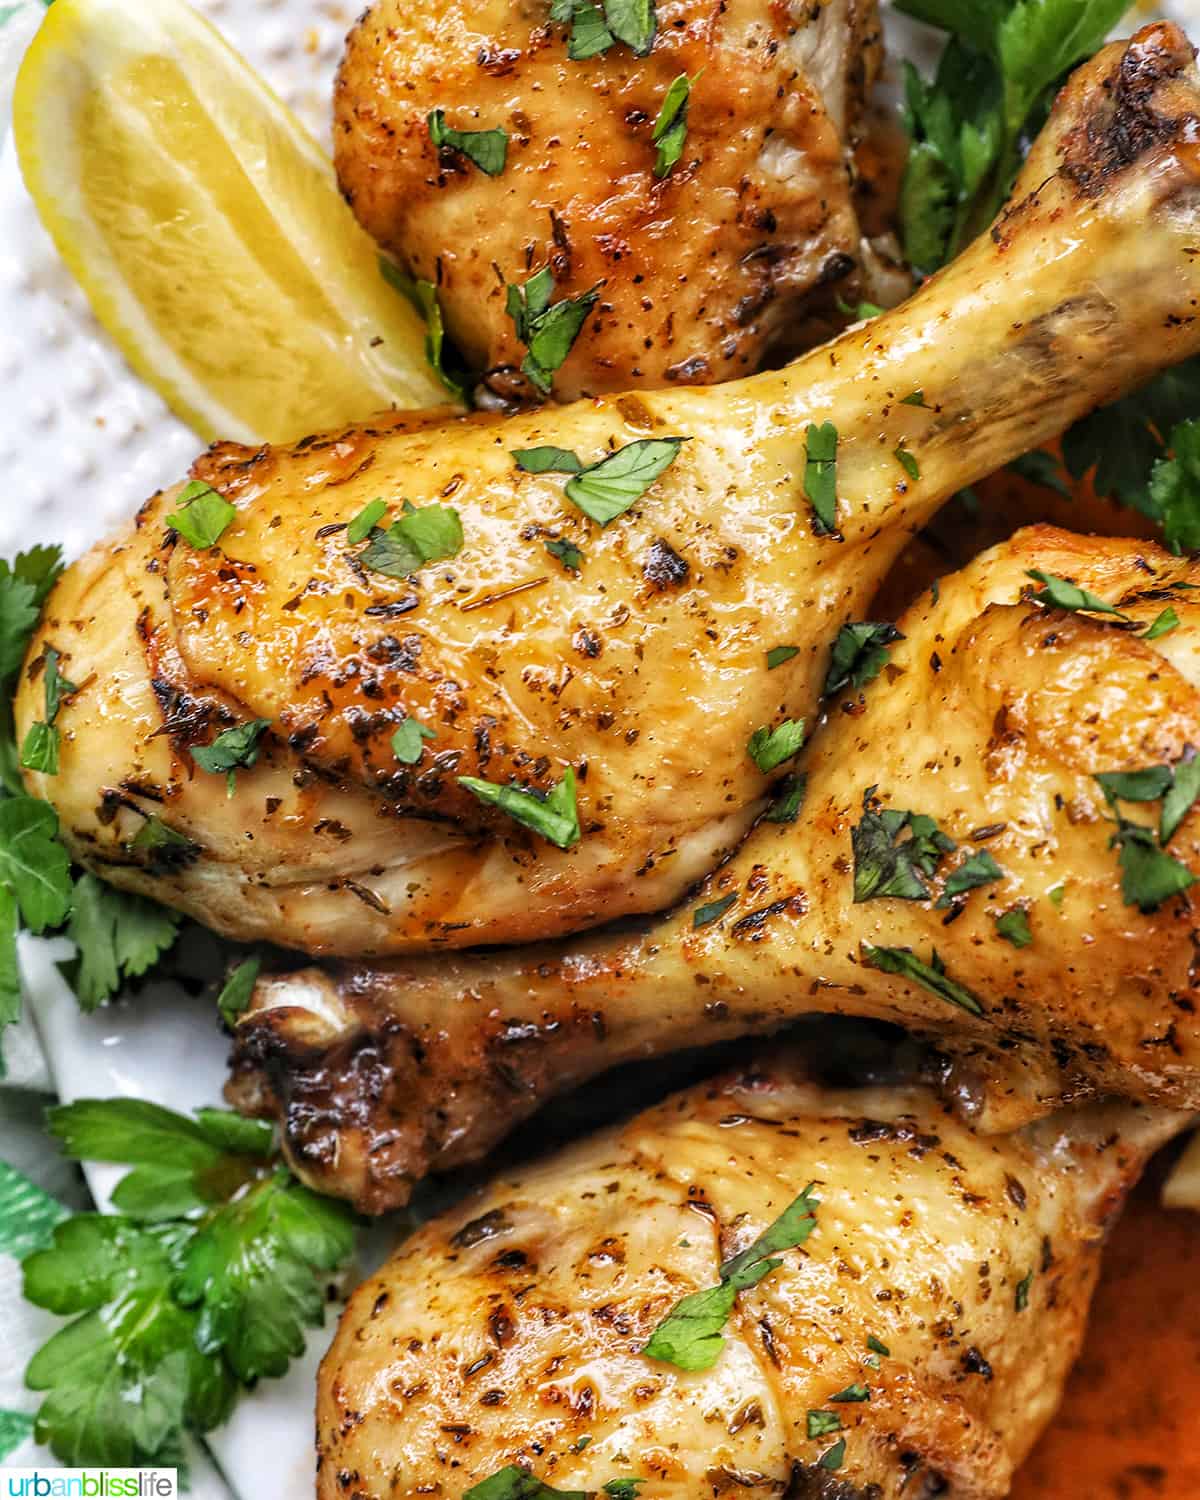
[335,0,883,401]
[230,529,1200,1211]
[318,1047,1184,1499]
[21,25,1200,960]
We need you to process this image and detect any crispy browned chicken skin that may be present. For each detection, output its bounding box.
[230,528,1200,1212]
[19,25,1200,963]
[334,0,883,400]
[318,1046,1183,1498]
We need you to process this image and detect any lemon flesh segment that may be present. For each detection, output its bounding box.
[12,0,451,445]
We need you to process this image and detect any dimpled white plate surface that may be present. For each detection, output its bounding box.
[0,3,1198,1497]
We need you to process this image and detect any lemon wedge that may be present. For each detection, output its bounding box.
[12,0,451,444]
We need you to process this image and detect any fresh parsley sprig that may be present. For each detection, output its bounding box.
[506,268,601,395]
[20,647,77,777]
[851,790,954,903]
[514,438,688,526]
[897,0,1128,271]
[642,1184,819,1371]
[23,1098,356,1467]
[1094,756,1199,912]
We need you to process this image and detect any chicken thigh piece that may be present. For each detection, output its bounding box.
[230,529,1200,1212]
[335,0,883,402]
[21,24,1200,960]
[318,1047,1185,1499]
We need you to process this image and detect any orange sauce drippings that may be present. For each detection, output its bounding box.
[1013,1176,1200,1499]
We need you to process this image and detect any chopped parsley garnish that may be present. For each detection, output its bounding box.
[550,0,615,59]
[651,73,692,178]
[823,622,903,698]
[359,499,464,578]
[564,438,687,526]
[130,817,199,874]
[995,907,1033,948]
[379,259,469,402]
[803,422,839,536]
[1015,1270,1034,1312]
[63,874,180,1013]
[642,1183,819,1371]
[23,1098,355,1465]
[464,1469,641,1500]
[427,109,508,176]
[392,717,437,765]
[896,0,1127,270]
[807,1411,841,1439]
[216,957,261,1029]
[1145,607,1180,641]
[346,498,387,545]
[939,849,1005,905]
[459,766,581,850]
[851,789,954,903]
[513,446,584,475]
[836,295,884,320]
[764,774,807,825]
[1025,570,1128,621]
[545,536,585,572]
[21,646,76,776]
[829,1383,870,1403]
[506,268,600,394]
[166,480,236,550]
[866,1334,890,1357]
[190,719,271,795]
[747,719,806,774]
[693,893,736,929]
[766,645,799,671]
[862,944,984,1016]
[894,444,919,482]
[604,0,656,53]
[0,545,64,794]
[900,390,926,408]
[1094,756,1199,911]
[820,1438,846,1472]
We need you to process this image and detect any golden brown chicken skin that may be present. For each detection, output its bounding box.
[20,24,1200,961]
[317,1047,1184,1499]
[334,0,882,401]
[229,528,1200,1212]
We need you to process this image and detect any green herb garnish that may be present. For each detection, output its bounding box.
[862,944,983,1016]
[459,766,581,849]
[427,109,508,176]
[190,720,271,796]
[565,438,687,526]
[506,268,600,394]
[803,422,839,536]
[851,790,954,903]
[747,719,806,774]
[392,718,437,765]
[166,480,236,550]
[995,908,1032,948]
[823,622,903,698]
[651,73,692,177]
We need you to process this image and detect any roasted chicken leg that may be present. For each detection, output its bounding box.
[334,0,884,401]
[318,1045,1185,1498]
[229,528,1200,1211]
[20,24,1200,959]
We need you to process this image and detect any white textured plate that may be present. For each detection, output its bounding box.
[1,2,1198,1496]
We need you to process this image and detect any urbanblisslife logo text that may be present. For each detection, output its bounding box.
[3,1472,176,1497]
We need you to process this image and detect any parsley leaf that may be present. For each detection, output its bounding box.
[0,796,72,933]
[0,546,65,795]
[1147,418,1200,554]
[1015,1269,1034,1311]
[995,907,1033,948]
[602,1484,645,1500]
[427,109,508,176]
[1110,823,1195,913]
[1008,449,1070,499]
[465,1469,586,1500]
[894,444,920,482]
[643,1185,819,1371]
[764,774,807,825]
[823,622,903,698]
[896,0,1127,268]
[862,944,984,1016]
[652,73,692,178]
[459,766,581,849]
[513,446,584,475]
[565,438,686,526]
[346,498,387,545]
[380,260,469,402]
[62,874,180,1012]
[173,1168,355,1381]
[803,422,839,536]
[830,1383,870,1403]
[550,0,614,60]
[820,1438,847,1472]
[748,719,806,774]
[807,1411,842,1437]
[693,893,736,929]
[359,500,464,578]
[392,717,437,765]
[1026,570,1128,620]
[21,650,76,777]
[506,268,600,394]
[766,645,799,671]
[940,849,1005,904]
[1163,754,1200,845]
[852,790,954,903]
[1094,757,1199,909]
[166,480,236,550]
[604,0,655,54]
[216,957,261,1030]
[129,817,200,874]
[545,536,585,572]
[190,719,271,795]
[1145,607,1180,641]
